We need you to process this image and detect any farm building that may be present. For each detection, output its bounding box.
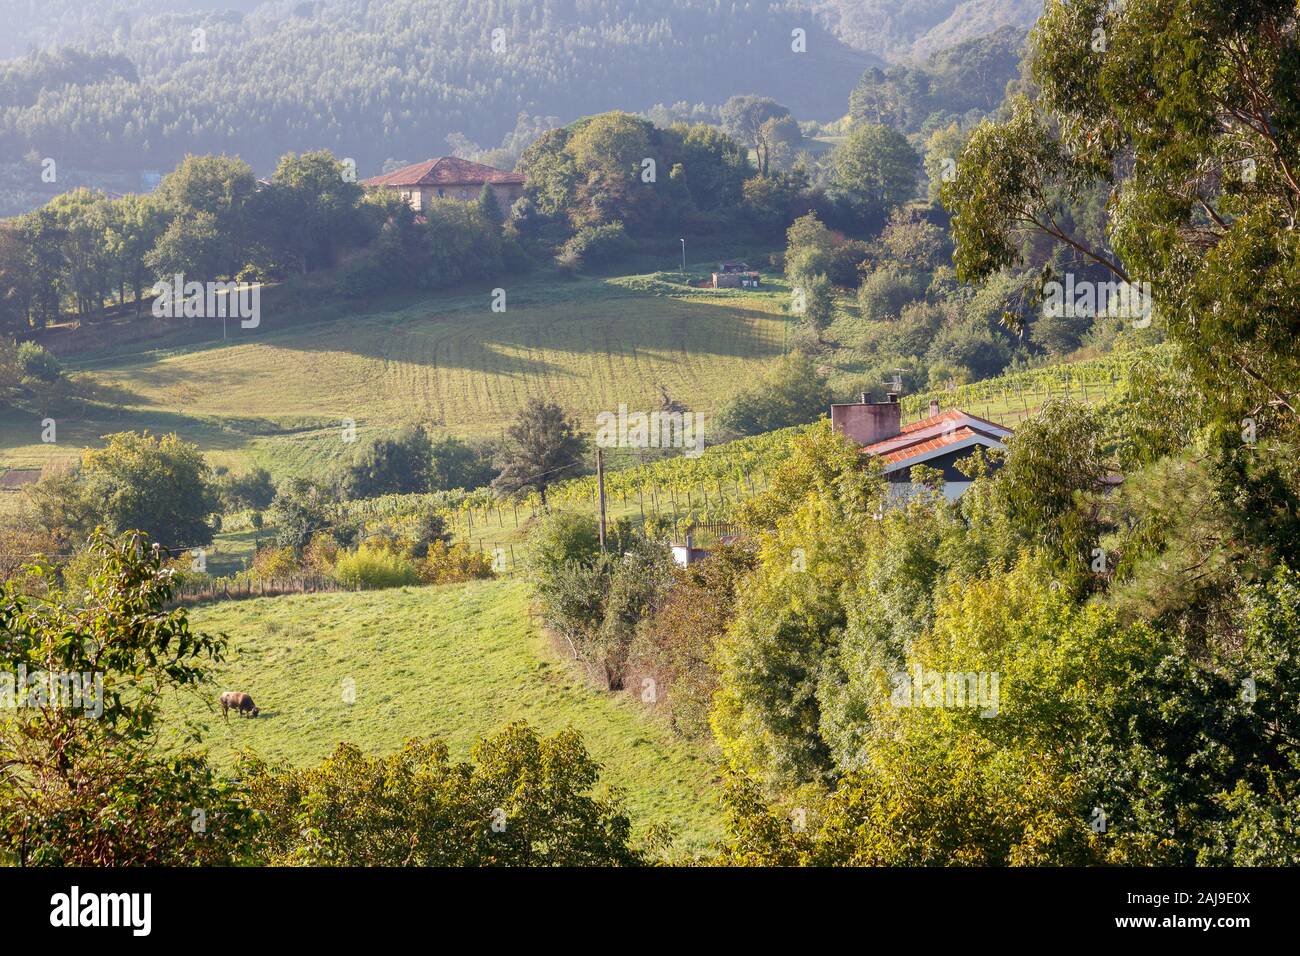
[832,395,1013,501]
[361,157,525,216]
[711,262,761,288]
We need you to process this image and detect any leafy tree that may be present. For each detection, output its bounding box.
[268,478,336,553]
[945,0,1300,422]
[714,422,884,785]
[492,399,587,505]
[475,183,505,231]
[830,123,920,223]
[717,355,833,438]
[154,154,259,278]
[429,435,496,491]
[721,96,792,176]
[0,224,35,332]
[339,426,435,498]
[741,169,809,235]
[993,398,1109,569]
[674,123,751,211]
[240,721,639,866]
[213,465,276,512]
[263,150,368,273]
[28,431,218,548]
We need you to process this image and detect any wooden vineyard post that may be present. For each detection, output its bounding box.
[596,448,608,553]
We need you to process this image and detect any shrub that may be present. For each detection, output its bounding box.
[238,722,638,866]
[556,222,634,270]
[338,427,434,498]
[716,354,832,437]
[333,543,421,589]
[214,466,276,511]
[857,267,925,322]
[418,540,495,584]
[16,341,62,382]
[251,544,300,580]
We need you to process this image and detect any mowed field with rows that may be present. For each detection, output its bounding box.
[0,271,791,481]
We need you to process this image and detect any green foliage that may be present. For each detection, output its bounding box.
[268,478,336,553]
[556,221,635,271]
[948,0,1300,421]
[830,123,920,222]
[333,543,421,589]
[714,422,885,784]
[630,543,758,738]
[492,398,588,504]
[428,435,496,492]
[238,721,639,866]
[0,531,257,865]
[716,354,833,438]
[993,398,1108,568]
[28,430,219,548]
[529,514,671,689]
[15,341,61,382]
[338,426,435,499]
[857,267,925,322]
[213,465,276,513]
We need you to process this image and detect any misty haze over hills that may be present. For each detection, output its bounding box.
[0,1,1040,178]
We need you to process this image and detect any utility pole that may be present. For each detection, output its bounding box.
[680,238,686,272]
[596,447,608,552]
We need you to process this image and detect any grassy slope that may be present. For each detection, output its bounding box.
[167,577,723,849]
[0,269,791,481]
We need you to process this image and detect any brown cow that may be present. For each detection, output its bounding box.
[219,691,259,719]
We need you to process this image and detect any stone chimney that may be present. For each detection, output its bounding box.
[831,394,902,446]
[929,400,940,417]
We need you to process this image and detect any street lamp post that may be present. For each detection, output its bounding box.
[680,238,685,273]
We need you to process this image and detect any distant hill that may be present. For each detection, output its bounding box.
[809,0,1042,62]
[0,0,878,178]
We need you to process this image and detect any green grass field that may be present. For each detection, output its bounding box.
[166,577,723,849]
[0,269,793,483]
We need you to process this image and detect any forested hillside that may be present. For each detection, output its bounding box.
[0,0,875,177]
[811,0,1040,61]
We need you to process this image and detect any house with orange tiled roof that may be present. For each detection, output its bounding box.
[831,394,1012,501]
[361,157,525,216]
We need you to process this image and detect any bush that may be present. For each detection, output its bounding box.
[238,722,638,866]
[214,466,275,512]
[251,544,300,580]
[857,268,925,322]
[556,222,634,270]
[418,540,495,584]
[528,511,602,582]
[338,427,434,498]
[429,435,496,491]
[333,543,421,589]
[716,354,833,437]
[16,341,62,382]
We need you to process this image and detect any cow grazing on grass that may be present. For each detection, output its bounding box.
[220,691,259,719]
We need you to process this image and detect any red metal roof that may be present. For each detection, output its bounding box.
[362,157,524,188]
[861,409,1012,470]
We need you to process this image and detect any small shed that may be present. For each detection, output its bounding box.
[712,270,762,289]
